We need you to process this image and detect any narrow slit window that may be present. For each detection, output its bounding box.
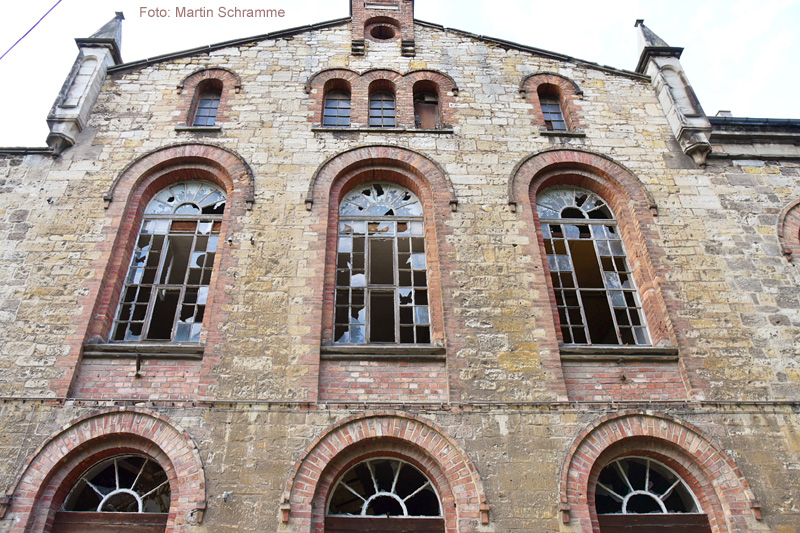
[112,180,226,343]
[537,186,650,345]
[334,182,430,344]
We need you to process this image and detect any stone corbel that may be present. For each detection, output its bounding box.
[560,502,570,524]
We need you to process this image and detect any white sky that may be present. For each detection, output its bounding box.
[1,0,798,147]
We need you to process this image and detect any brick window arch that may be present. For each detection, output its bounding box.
[175,68,241,127]
[511,149,675,350]
[560,411,763,533]
[4,408,206,533]
[80,143,251,373]
[285,412,489,532]
[520,72,584,133]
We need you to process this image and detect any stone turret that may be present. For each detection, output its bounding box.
[46,12,124,154]
[635,19,712,165]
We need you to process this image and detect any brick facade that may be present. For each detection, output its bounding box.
[1,2,799,532]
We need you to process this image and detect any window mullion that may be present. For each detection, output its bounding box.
[595,237,623,344]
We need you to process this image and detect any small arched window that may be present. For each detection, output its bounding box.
[537,186,649,345]
[192,80,222,126]
[323,90,351,127]
[538,84,567,131]
[413,81,440,129]
[334,182,430,344]
[328,458,442,518]
[63,455,171,513]
[369,90,396,128]
[112,180,226,343]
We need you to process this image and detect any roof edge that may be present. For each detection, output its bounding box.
[415,19,648,81]
[107,17,351,74]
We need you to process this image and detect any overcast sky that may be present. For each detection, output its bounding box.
[1,0,798,147]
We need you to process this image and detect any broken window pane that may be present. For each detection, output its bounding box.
[334,182,431,344]
[537,186,650,345]
[112,181,225,343]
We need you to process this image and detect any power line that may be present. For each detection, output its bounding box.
[0,0,65,63]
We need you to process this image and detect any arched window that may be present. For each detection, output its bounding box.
[538,84,567,131]
[54,454,170,532]
[334,182,430,345]
[595,457,710,532]
[323,90,351,127]
[192,80,222,126]
[63,455,171,513]
[537,186,649,345]
[369,90,396,128]
[326,458,443,531]
[413,82,440,129]
[112,180,226,343]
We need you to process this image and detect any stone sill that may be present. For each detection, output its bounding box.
[539,129,586,138]
[560,345,678,362]
[312,126,455,134]
[321,344,446,361]
[83,343,204,359]
[175,125,222,133]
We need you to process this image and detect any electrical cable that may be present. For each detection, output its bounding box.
[0,0,65,63]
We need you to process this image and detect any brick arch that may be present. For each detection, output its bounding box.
[509,148,676,350]
[560,411,764,533]
[309,146,454,348]
[83,143,253,350]
[520,72,585,131]
[174,67,241,126]
[5,408,206,533]
[778,198,800,266]
[284,411,488,532]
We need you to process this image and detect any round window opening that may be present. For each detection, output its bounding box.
[370,25,396,40]
[327,458,442,517]
[63,455,171,513]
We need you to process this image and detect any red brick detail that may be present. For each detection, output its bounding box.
[306,69,458,128]
[520,72,585,131]
[72,358,204,401]
[562,361,688,402]
[285,411,487,532]
[174,68,241,126]
[560,411,762,533]
[510,148,678,350]
[57,143,252,399]
[5,408,205,533]
[777,198,800,268]
[351,0,414,43]
[319,360,447,402]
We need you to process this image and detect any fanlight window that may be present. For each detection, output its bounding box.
[63,455,170,513]
[328,458,442,517]
[334,182,430,345]
[112,180,226,343]
[595,457,701,515]
[537,186,650,345]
